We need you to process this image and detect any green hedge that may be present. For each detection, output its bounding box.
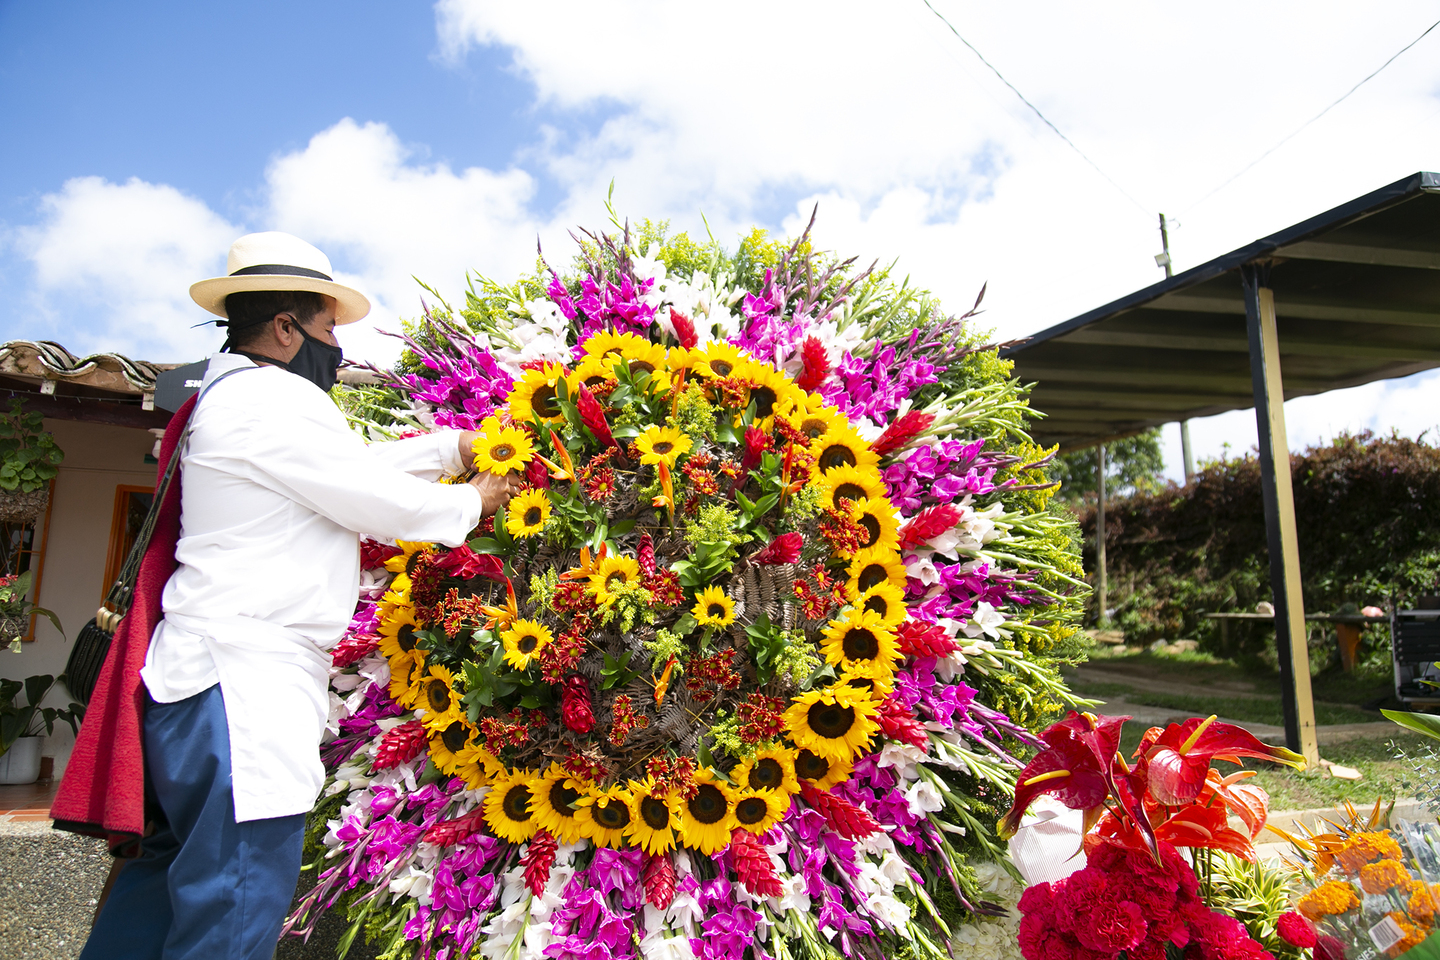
[1076,432,1440,662]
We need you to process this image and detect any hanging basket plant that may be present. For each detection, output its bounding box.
[0,398,63,522]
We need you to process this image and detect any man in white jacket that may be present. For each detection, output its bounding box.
[81,233,511,960]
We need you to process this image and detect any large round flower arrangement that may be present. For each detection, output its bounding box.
[298,218,1089,960]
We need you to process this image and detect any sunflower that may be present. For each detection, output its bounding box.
[733,745,800,794]
[456,744,504,790]
[840,660,896,700]
[821,608,901,675]
[415,664,460,724]
[635,425,692,468]
[665,346,700,379]
[847,545,908,595]
[386,651,426,707]
[617,336,671,385]
[378,576,411,616]
[574,784,636,849]
[624,779,681,855]
[573,353,617,389]
[483,768,541,843]
[731,789,790,835]
[794,748,854,792]
[472,416,536,475]
[509,363,571,424]
[427,715,478,774]
[589,555,642,605]
[383,540,433,576]
[851,580,908,626]
[506,489,551,538]
[579,330,637,363]
[692,585,736,628]
[677,770,737,855]
[501,619,553,670]
[783,685,880,762]
[817,464,887,511]
[782,402,842,443]
[733,360,805,422]
[377,605,423,660]
[694,341,749,380]
[846,497,900,554]
[530,764,587,844]
[811,424,880,476]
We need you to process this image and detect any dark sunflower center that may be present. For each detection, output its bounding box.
[808,701,857,739]
[503,785,532,821]
[653,440,674,455]
[833,483,867,507]
[707,603,727,618]
[549,780,581,816]
[858,563,889,591]
[630,360,656,375]
[864,594,890,617]
[407,552,424,575]
[583,375,607,388]
[751,386,777,418]
[688,784,728,824]
[858,515,881,546]
[426,681,451,713]
[533,386,560,417]
[396,623,417,652]
[594,800,631,829]
[492,443,515,461]
[847,677,877,694]
[800,418,827,439]
[795,749,831,781]
[606,571,629,588]
[517,634,539,654]
[640,796,671,830]
[749,758,784,790]
[441,721,467,753]
[524,507,542,525]
[819,445,857,471]
[842,628,880,661]
[710,360,734,377]
[736,797,771,825]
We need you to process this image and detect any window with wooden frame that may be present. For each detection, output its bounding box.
[0,478,56,643]
[101,485,154,603]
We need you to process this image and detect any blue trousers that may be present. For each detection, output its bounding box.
[80,685,306,960]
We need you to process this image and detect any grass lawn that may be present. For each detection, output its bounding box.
[1075,682,1376,727]
[1242,733,1431,811]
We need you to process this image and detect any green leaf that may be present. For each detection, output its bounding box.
[492,505,513,547]
[468,537,507,555]
[1382,708,1440,742]
[673,612,697,636]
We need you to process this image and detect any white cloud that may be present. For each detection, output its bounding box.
[10,175,238,360]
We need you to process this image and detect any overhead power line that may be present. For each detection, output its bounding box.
[1185,17,1440,213]
[920,0,1151,216]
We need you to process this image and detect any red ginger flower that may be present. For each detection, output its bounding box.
[740,426,769,476]
[424,808,486,847]
[669,309,698,349]
[434,543,504,581]
[373,719,428,771]
[523,828,558,896]
[878,695,929,750]
[751,532,802,565]
[794,336,830,392]
[577,383,616,450]
[359,538,403,570]
[799,783,880,839]
[871,410,935,458]
[730,828,783,898]
[637,533,656,576]
[644,852,677,908]
[331,632,378,669]
[560,675,595,734]
[896,619,958,659]
[525,456,551,489]
[1276,911,1317,949]
[897,504,962,550]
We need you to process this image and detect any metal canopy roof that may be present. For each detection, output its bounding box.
[1002,171,1440,451]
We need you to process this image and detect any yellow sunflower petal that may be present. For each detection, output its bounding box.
[505,488,552,538]
[483,768,541,843]
[783,685,881,762]
[692,585,736,627]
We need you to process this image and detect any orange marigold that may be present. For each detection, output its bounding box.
[1360,859,1413,896]
[1336,831,1405,875]
[1409,884,1438,923]
[1298,880,1361,921]
[1387,913,1428,959]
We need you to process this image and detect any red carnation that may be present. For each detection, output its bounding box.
[424,808,486,846]
[560,676,595,734]
[331,632,379,669]
[373,719,428,771]
[897,504,962,550]
[644,852,676,909]
[794,336,830,392]
[1276,912,1316,949]
[751,532,802,566]
[1074,900,1146,954]
[577,384,616,449]
[522,828,558,896]
[871,410,935,458]
[729,828,783,898]
[670,309,699,349]
[896,619,958,659]
[799,783,880,839]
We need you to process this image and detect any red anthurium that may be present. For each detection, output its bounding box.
[1197,769,1269,839]
[998,735,1109,838]
[1144,715,1305,806]
[1041,710,1128,771]
[1153,802,1258,862]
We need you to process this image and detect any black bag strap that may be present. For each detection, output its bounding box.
[96,365,257,628]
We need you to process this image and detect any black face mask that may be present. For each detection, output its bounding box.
[285,322,344,392]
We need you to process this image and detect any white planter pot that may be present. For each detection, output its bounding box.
[0,736,42,784]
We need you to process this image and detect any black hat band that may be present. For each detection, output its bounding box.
[229,263,333,282]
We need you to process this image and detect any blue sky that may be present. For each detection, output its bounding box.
[2,1,1439,481]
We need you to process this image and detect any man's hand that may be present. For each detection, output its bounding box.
[469,469,522,517]
[458,431,480,467]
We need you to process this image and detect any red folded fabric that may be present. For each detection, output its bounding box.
[51,396,197,856]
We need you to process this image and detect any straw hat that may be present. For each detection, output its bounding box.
[189,232,370,324]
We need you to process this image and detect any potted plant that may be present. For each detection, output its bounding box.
[0,397,64,522]
[0,569,62,652]
[0,674,83,784]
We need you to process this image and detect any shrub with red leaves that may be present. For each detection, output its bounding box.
[331,632,379,669]
[360,538,403,570]
[577,384,616,449]
[896,619,959,659]
[424,808,486,846]
[878,696,929,749]
[669,309,699,349]
[794,336,830,392]
[752,532,802,565]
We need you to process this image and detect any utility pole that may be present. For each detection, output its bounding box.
[1157,213,1196,484]
[1096,443,1107,627]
